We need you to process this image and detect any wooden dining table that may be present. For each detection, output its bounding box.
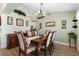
[31,36,47,55]
[32,36,46,45]
[25,35,47,55]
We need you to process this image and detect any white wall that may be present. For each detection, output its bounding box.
[77,20,79,51]
[0,4,38,48]
[1,13,31,48]
[37,11,76,44]
[76,9,79,19]
[76,9,79,51]
[0,11,76,48]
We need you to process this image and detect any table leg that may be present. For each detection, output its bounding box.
[74,39,77,49]
[35,44,41,56]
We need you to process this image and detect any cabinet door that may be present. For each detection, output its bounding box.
[11,36,18,46]
[7,34,19,49]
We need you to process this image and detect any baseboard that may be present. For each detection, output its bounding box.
[54,41,79,52]
[54,41,69,46]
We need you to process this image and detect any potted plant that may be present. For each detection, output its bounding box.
[68,32,77,39]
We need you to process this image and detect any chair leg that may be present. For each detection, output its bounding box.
[45,45,52,56]
[45,49,46,56]
[50,42,54,53]
[19,52,20,56]
[51,48,53,52]
[48,48,51,55]
[51,44,53,53]
[49,46,52,55]
[45,46,47,56]
[24,53,27,56]
[35,48,38,56]
[19,49,20,56]
[52,42,54,49]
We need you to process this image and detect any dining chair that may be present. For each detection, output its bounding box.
[17,31,36,56]
[40,32,53,56]
[32,30,38,36]
[50,31,56,52]
[45,30,51,34]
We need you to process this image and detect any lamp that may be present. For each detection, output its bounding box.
[35,3,46,19]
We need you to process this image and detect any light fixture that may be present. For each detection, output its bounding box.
[35,3,46,19]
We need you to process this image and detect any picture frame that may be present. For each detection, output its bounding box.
[39,23,42,29]
[46,21,55,27]
[16,18,24,26]
[7,16,13,25]
[62,20,66,29]
[26,20,29,26]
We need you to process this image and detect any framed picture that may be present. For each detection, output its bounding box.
[7,16,13,25]
[26,21,29,26]
[62,20,66,29]
[39,23,42,29]
[46,21,55,27]
[16,18,24,26]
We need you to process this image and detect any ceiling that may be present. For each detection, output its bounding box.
[23,3,79,12]
[0,3,4,9]
[21,3,79,16]
[3,3,20,14]
[0,3,6,14]
[1,3,79,16]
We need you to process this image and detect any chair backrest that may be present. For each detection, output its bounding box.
[45,30,51,34]
[17,32,26,51]
[27,31,32,37]
[34,31,38,36]
[31,30,38,36]
[51,31,56,41]
[46,32,53,47]
[43,30,51,37]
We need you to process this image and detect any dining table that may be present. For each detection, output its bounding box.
[25,35,47,55]
[33,36,47,54]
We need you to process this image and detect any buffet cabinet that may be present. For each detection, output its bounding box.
[7,33,19,49]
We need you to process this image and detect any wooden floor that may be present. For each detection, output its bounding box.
[0,43,79,56]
